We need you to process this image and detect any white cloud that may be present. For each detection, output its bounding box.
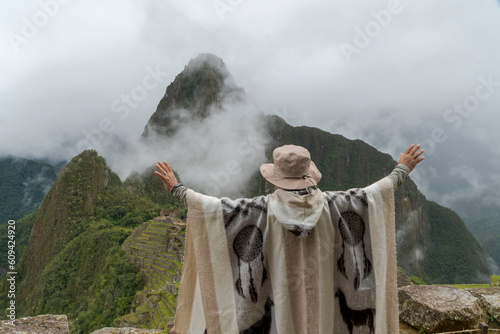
[0,0,499,209]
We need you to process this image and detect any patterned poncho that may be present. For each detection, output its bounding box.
[171,177,398,334]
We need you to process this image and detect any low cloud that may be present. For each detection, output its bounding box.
[103,95,269,198]
[1,0,499,216]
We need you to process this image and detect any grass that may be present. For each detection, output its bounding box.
[441,284,490,289]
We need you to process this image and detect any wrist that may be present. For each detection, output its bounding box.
[170,183,183,193]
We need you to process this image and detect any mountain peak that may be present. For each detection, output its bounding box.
[141,54,244,138]
[184,53,230,79]
[21,149,117,301]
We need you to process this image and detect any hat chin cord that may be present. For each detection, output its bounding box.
[283,174,317,195]
[303,176,316,195]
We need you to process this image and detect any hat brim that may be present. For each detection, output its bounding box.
[260,161,322,190]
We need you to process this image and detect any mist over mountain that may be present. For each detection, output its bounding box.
[350,123,500,271]
[142,53,246,138]
[0,157,61,225]
[0,54,497,332]
[1,2,498,273]
[136,53,493,283]
[135,53,268,197]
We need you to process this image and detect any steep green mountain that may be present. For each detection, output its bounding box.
[260,116,489,283]
[425,201,493,282]
[0,157,60,225]
[0,150,167,333]
[137,53,491,284]
[452,198,500,271]
[19,150,115,301]
[470,217,500,272]
[125,166,185,218]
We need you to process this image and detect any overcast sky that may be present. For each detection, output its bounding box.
[1,0,499,209]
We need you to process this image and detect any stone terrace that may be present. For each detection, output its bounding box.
[116,211,186,330]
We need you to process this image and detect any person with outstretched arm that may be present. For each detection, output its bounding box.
[155,144,424,334]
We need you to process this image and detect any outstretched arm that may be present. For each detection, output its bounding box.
[388,144,425,190]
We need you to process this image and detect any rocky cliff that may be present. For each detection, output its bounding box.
[0,314,69,334]
[142,53,246,139]
[399,285,500,332]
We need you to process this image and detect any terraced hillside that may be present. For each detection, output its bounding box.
[116,210,186,330]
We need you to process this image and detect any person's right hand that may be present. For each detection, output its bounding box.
[398,144,425,172]
[154,160,179,193]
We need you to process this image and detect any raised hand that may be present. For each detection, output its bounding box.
[398,144,425,172]
[154,160,179,193]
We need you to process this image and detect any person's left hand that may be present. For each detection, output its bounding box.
[154,161,179,193]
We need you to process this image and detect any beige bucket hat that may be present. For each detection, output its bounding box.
[260,145,322,190]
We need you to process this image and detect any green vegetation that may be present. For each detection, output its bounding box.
[30,223,141,334]
[468,215,500,272]
[449,197,500,269]
[125,166,182,211]
[95,177,162,227]
[116,216,185,329]
[425,201,490,283]
[443,284,490,289]
[0,150,168,333]
[410,276,427,285]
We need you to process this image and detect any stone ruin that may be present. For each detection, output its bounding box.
[399,285,500,332]
[116,210,186,330]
